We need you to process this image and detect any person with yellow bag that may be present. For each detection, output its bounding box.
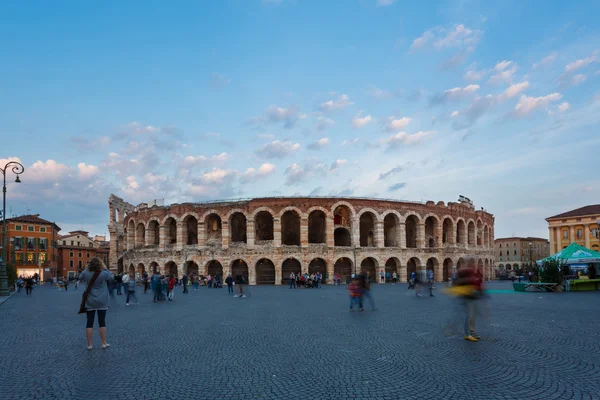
[444,261,483,342]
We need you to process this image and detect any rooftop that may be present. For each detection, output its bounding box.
[6,214,61,231]
[495,237,549,242]
[547,204,600,220]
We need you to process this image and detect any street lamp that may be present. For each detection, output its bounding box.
[1,161,25,296]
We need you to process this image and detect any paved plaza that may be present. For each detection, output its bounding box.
[1,281,599,400]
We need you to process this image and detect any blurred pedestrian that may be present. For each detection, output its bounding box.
[25,277,34,295]
[357,270,376,311]
[125,271,138,305]
[348,277,363,311]
[168,275,176,301]
[79,257,113,350]
[226,274,234,293]
[182,273,189,294]
[289,272,296,289]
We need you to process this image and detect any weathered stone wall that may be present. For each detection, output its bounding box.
[112,196,496,284]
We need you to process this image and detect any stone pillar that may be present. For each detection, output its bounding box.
[248,263,256,285]
[222,221,230,249]
[549,227,555,254]
[176,222,184,251]
[352,217,360,247]
[198,222,206,247]
[556,226,562,251]
[569,225,575,245]
[127,227,134,251]
[434,264,443,282]
[584,224,590,249]
[435,222,443,248]
[326,261,334,283]
[326,216,335,248]
[399,264,407,283]
[247,219,255,248]
[300,216,309,247]
[274,217,282,247]
[159,226,166,251]
[145,225,153,246]
[416,223,425,249]
[274,259,282,286]
[376,221,384,248]
[449,223,456,245]
[223,261,232,278]
[399,222,406,249]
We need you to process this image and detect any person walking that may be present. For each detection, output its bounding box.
[234,274,246,298]
[79,257,113,350]
[168,275,176,301]
[380,271,385,284]
[115,273,123,295]
[142,271,149,293]
[125,271,138,305]
[392,271,398,285]
[454,261,483,342]
[226,274,234,293]
[25,277,34,295]
[182,273,189,294]
[289,272,296,289]
[151,271,161,302]
[357,270,376,311]
[348,277,363,311]
[317,272,322,288]
[64,278,69,291]
[17,277,23,293]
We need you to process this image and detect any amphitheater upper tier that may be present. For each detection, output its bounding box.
[108,195,495,284]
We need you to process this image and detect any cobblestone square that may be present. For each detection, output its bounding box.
[1,282,599,400]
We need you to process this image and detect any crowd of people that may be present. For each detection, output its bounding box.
[288,272,323,288]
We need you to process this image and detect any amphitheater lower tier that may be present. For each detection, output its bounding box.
[120,245,495,285]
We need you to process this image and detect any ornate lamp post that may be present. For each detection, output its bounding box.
[1,161,25,296]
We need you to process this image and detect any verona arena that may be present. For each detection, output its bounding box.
[108,194,495,285]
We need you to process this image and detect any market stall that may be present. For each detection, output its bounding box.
[537,242,600,291]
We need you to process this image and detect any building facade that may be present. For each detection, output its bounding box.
[547,205,600,254]
[494,237,550,271]
[109,194,496,284]
[57,231,110,278]
[1,214,60,280]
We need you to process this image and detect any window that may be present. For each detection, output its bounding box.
[563,230,568,239]
[78,252,82,258]
[16,253,23,262]
[27,253,34,263]
[78,260,82,269]
[70,241,74,246]
[514,255,517,261]
[69,251,73,257]
[26,238,35,250]
[506,250,509,255]
[13,237,23,250]
[499,256,503,261]
[39,253,47,263]
[86,252,90,258]
[89,243,93,248]
[28,226,34,232]
[40,227,46,233]
[577,229,582,239]
[69,260,74,268]
[39,239,47,250]
[514,250,517,255]
[15,225,22,231]
[499,244,502,248]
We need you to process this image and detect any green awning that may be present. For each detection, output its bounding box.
[537,242,600,266]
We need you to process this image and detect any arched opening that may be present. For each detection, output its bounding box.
[385,257,400,282]
[476,220,483,246]
[425,216,438,248]
[384,214,399,247]
[165,261,178,277]
[426,257,438,281]
[165,217,177,245]
[407,257,420,279]
[137,263,145,280]
[282,258,301,285]
[148,220,160,246]
[206,260,223,279]
[360,257,377,282]
[484,226,490,247]
[468,221,476,246]
[135,223,145,248]
[405,215,418,248]
[186,261,199,277]
[334,257,353,283]
[231,260,249,282]
[333,205,352,228]
[478,259,484,275]
[308,210,326,244]
[117,235,125,254]
[117,258,124,274]
[309,258,327,283]
[150,261,159,274]
[256,258,275,285]
[359,212,376,247]
[255,211,274,242]
[230,212,247,243]
[281,210,301,246]
[205,214,222,246]
[334,227,352,247]
[442,218,453,245]
[184,215,198,245]
[456,220,466,245]
[442,258,453,281]
[128,263,135,277]
[457,257,465,270]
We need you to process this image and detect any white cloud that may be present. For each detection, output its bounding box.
[352,112,373,128]
[284,162,327,185]
[376,0,395,6]
[316,116,334,131]
[514,93,563,117]
[451,111,460,117]
[78,163,99,179]
[182,152,229,167]
[384,130,434,149]
[307,137,329,150]
[126,121,159,134]
[319,94,353,111]
[329,159,347,171]
[342,138,359,146]
[411,24,482,51]
[200,168,235,184]
[256,140,300,159]
[558,102,570,112]
[241,163,276,183]
[488,61,517,85]
[251,105,300,128]
[564,51,599,73]
[494,60,513,71]
[464,64,488,81]
[532,52,557,69]
[571,74,587,86]
[27,160,71,183]
[385,116,412,132]
[126,175,139,190]
[497,81,529,102]
[430,84,479,105]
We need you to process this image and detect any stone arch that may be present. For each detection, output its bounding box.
[182,213,199,245]
[149,261,159,274]
[357,207,382,222]
[405,214,420,248]
[165,261,178,277]
[281,209,301,246]
[426,257,440,281]
[442,216,454,245]
[256,258,276,285]
[164,216,177,245]
[204,212,222,246]
[308,258,327,282]
[127,219,135,247]
[161,213,179,226]
[332,202,354,232]
[330,201,356,218]
[186,260,199,276]
[231,259,249,282]
[360,257,378,281]
[250,206,277,219]
[334,227,352,247]
[467,220,476,246]
[456,218,467,245]
[359,211,377,247]
[228,210,248,244]
[146,218,160,246]
[407,257,421,277]
[334,257,353,283]
[277,206,305,219]
[282,257,302,284]
[135,222,146,248]
[128,263,135,277]
[253,209,274,242]
[424,214,440,248]
[442,258,453,281]
[383,211,401,247]
[308,208,327,244]
[385,257,400,281]
[137,263,145,279]
[206,260,223,279]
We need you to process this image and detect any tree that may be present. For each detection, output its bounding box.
[6,263,18,289]
[540,259,562,284]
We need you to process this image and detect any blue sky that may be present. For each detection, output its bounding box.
[1,0,599,239]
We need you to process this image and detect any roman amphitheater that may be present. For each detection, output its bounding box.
[108,194,495,285]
